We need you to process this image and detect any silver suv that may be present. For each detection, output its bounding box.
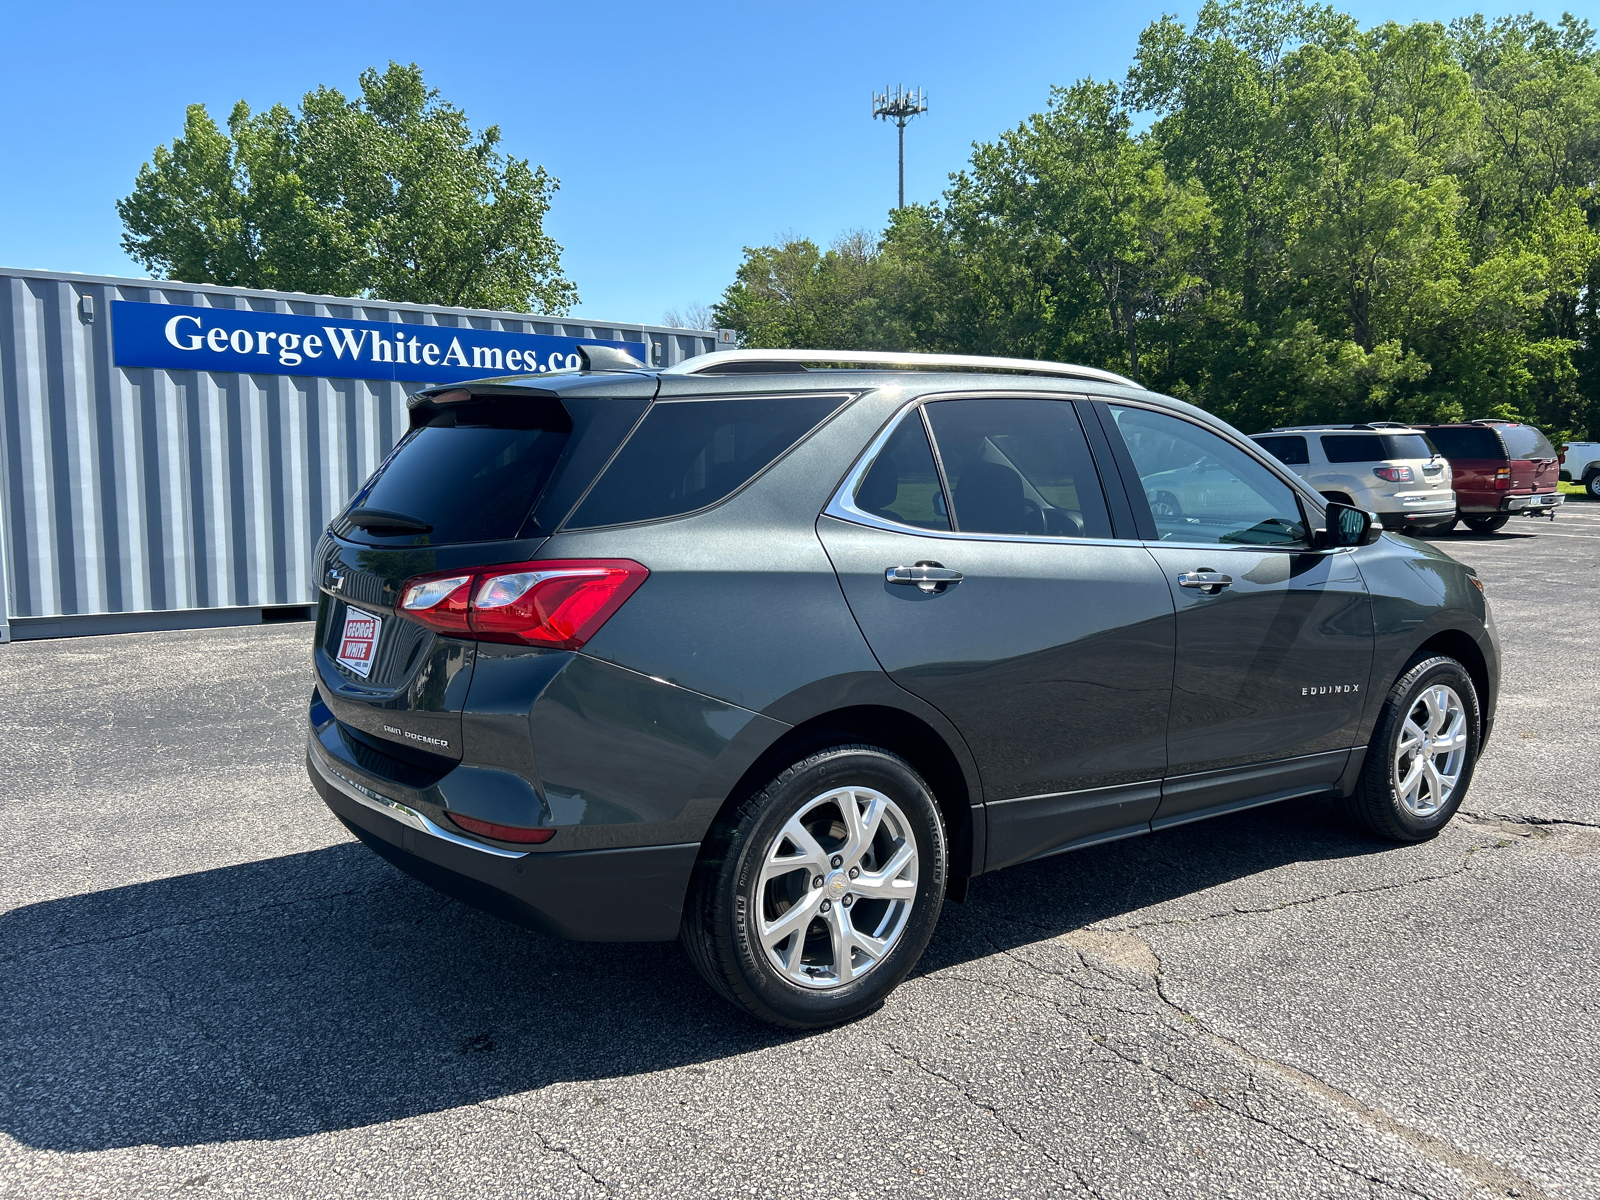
[1251,424,1456,533]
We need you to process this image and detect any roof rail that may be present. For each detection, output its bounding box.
[663,348,1141,389]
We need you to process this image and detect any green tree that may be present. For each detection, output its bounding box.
[118,63,576,313]
[712,231,885,348]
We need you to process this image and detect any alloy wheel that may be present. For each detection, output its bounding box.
[1392,684,1468,817]
[755,786,919,989]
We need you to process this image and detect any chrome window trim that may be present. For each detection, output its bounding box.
[821,397,1130,550]
[314,753,531,860]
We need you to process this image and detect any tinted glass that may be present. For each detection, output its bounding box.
[925,398,1112,538]
[1320,434,1384,463]
[1110,406,1308,546]
[1252,434,1310,465]
[567,395,843,529]
[1424,426,1503,459]
[853,413,950,531]
[1380,433,1435,459]
[349,400,571,545]
[1497,424,1558,460]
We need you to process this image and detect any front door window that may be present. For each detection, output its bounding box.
[1109,406,1308,546]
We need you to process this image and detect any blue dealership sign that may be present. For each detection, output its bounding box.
[111,300,648,383]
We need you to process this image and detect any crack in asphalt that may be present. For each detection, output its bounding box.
[475,1101,612,1196]
[0,885,373,966]
[1142,947,1553,1200]
[883,1041,1102,1198]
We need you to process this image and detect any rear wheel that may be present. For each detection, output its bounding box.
[1462,513,1510,533]
[682,744,947,1028]
[1586,470,1600,499]
[1344,657,1480,842]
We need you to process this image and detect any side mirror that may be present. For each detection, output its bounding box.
[1314,502,1383,549]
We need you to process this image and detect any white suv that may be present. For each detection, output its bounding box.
[1251,424,1456,532]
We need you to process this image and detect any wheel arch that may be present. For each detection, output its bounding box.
[700,704,982,883]
[1406,628,1492,740]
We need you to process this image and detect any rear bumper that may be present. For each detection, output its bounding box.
[307,738,698,942]
[1501,493,1563,513]
[1375,506,1456,530]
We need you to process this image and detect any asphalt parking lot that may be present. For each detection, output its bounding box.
[2,502,1597,1200]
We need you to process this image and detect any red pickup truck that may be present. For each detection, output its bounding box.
[1415,421,1563,532]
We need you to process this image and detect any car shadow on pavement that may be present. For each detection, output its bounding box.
[0,796,1392,1152]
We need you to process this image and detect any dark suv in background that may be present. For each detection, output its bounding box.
[306,348,1499,1027]
[1417,420,1563,532]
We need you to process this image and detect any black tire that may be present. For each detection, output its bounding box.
[1343,656,1481,842]
[682,744,947,1029]
[1586,469,1600,499]
[1462,513,1510,533]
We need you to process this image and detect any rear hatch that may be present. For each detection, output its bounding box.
[1424,424,1558,502]
[314,382,653,765]
[1318,430,1453,509]
[1495,424,1560,493]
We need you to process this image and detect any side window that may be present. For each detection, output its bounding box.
[1108,406,1308,547]
[1252,434,1309,465]
[1321,434,1384,463]
[925,399,1113,538]
[566,394,845,529]
[852,413,951,531]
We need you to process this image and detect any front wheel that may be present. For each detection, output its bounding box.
[1462,513,1510,533]
[1343,656,1480,842]
[682,744,947,1028]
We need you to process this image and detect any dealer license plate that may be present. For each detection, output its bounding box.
[336,608,382,678]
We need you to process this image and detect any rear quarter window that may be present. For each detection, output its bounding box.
[565,394,847,530]
[1252,435,1310,464]
[1320,434,1384,463]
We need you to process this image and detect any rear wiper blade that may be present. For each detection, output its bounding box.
[345,507,433,534]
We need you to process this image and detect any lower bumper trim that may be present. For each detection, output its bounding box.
[313,752,528,860]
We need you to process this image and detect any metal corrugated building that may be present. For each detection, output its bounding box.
[0,267,717,641]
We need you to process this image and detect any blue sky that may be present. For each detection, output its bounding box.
[0,0,1582,326]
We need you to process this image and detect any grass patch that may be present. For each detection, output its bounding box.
[1558,480,1593,499]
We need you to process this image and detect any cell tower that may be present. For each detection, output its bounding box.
[872,85,928,210]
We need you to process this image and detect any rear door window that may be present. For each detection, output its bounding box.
[924,398,1112,538]
[851,413,951,530]
[1252,435,1310,464]
[565,394,847,529]
[1425,427,1504,459]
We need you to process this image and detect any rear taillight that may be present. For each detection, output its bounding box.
[398,559,648,649]
[1374,466,1414,483]
[1495,467,1511,490]
[447,812,556,844]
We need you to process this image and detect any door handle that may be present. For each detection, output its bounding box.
[1177,569,1232,594]
[886,561,963,594]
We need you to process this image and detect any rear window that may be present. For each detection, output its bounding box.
[1424,426,1504,459]
[1319,433,1433,462]
[565,394,846,529]
[1252,434,1310,464]
[348,400,572,545]
[1497,424,1558,460]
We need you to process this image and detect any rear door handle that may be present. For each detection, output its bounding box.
[886,561,963,594]
[1177,570,1232,594]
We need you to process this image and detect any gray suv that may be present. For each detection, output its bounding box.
[306,348,1499,1028]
